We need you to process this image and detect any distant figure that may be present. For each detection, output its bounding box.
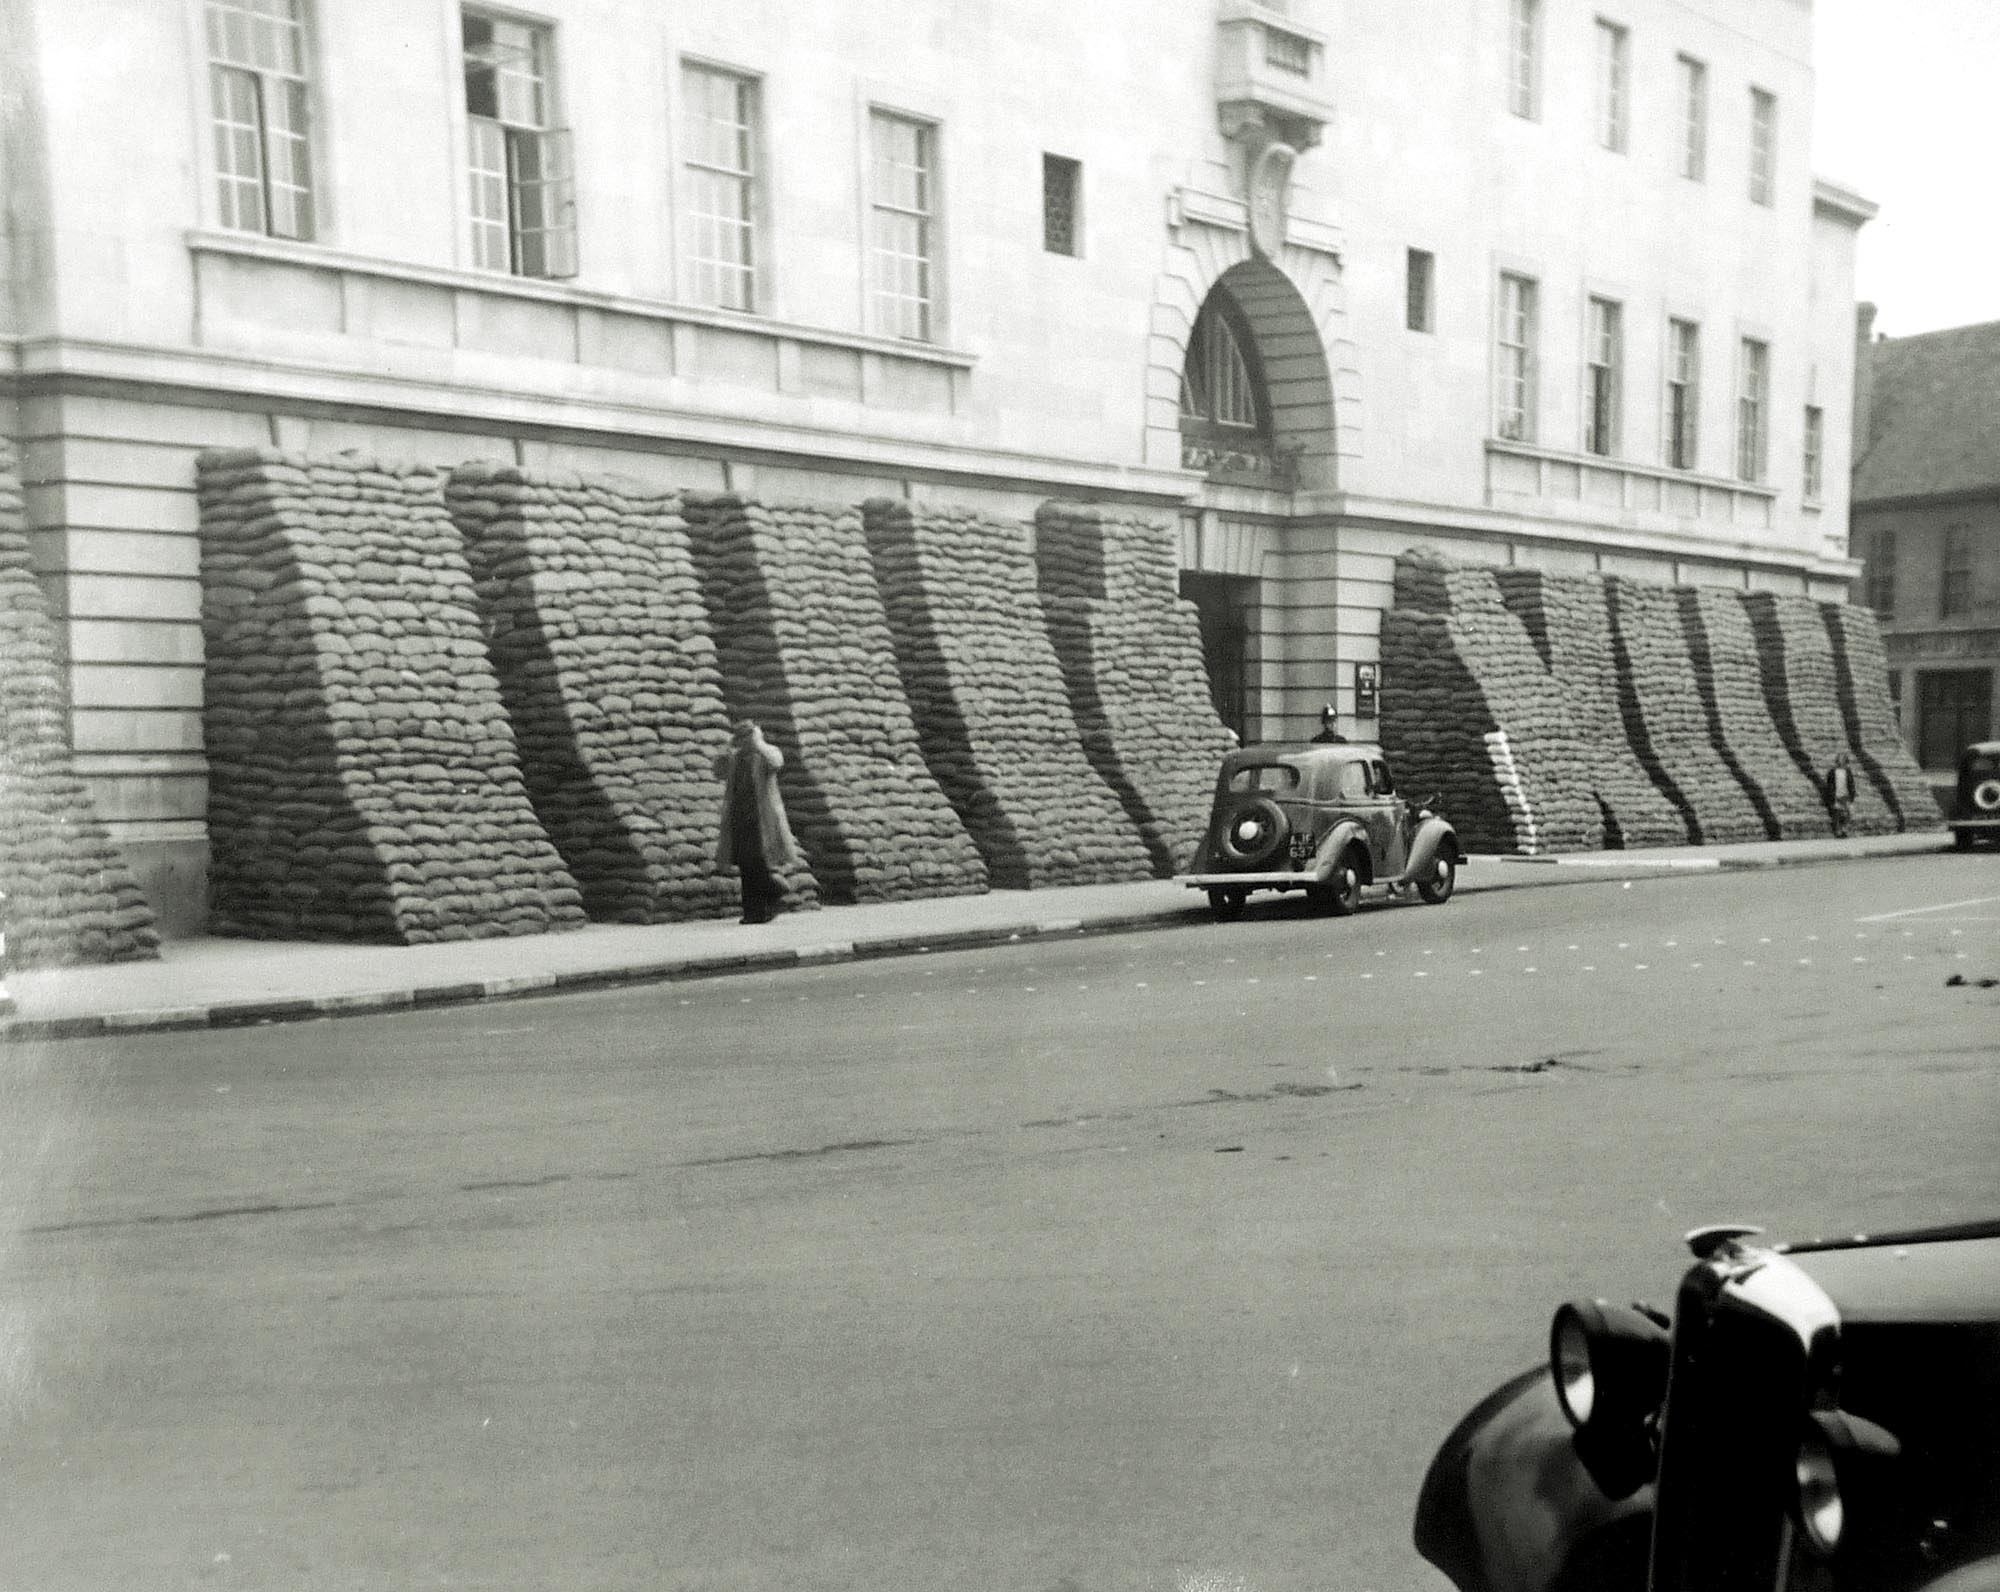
[713,720,798,924]
[1312,703,1348,744]
[1824,751,1856,838]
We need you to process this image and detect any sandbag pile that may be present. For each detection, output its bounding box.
[0,440,160,965]
[1676,587,1819,837]
[1744,593,1896,835]
[1382,553,1609,852]
[862,498,1153,888]
[1378,606,1527,853]
[196,449,585,942]
[1820,603,1938,830]
[1494,568,1693,847]
[1602,577,1768,844]
[683,492,981,904]
[1033,502,1235,875]
[446,464,746,922]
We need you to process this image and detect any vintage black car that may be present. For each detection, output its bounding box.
[1950,741,2000,850]
[1414,1219,2000,1592]
[1182,742,1462,920]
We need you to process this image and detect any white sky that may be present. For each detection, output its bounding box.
[1811,0,2000,338]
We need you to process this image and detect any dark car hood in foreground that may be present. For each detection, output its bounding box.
[1781,1221,2000,1325]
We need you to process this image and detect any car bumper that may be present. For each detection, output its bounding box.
[1950,816,2000,831]
[1181,870,1320,888]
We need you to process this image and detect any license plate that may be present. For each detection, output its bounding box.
[1289,834,1314,863]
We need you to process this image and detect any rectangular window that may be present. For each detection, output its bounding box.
[1941,523,1974,619]
[1584,296,1622,455]
[1666,318,1700,470]
[1406,248,1434,333]
[1509,0,1540,118]
[1864,528,1896,617]
[1886,669,1902,725]
[869,110,937,341]
[1802,405,1824,501]
[1677,54,1707,180]
[1736,337,1768,482]
[1595,19,1628,151]
[681,63,759,311]
[1749,87,1777,205]
[1495,272,1538,442]
[206,0,314,240]
[1917,669,1992,769]
[1042,154,1081,257]
[1264,27,1313,76]
[463,11,575,279]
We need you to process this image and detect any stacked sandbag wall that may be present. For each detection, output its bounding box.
[1820,603,1938,828]
[684,493,981,904]
[445,464,743,922]
[1744,592,1897,835]
[862,498,1153,888]
[1033,502,1235,876]
[1676,587,1821,836]
[196,449,585,942]
[1492,568,1692,846]
[0,438,160,965]
[1602,576,1769,844]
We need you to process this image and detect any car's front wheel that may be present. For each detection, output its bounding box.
[1207,887,1246,921]
[1418,854,1456,904]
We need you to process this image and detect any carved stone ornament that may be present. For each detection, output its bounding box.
[1245,138,1296,260]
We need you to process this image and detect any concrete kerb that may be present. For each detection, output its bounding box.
[0,837,1948,1042]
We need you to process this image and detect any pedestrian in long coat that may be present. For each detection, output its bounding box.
[713,720,799,923]
[1824,751,1856,839]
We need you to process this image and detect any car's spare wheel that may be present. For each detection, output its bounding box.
[1216,797,1289,869]
[1974,777,2000,812]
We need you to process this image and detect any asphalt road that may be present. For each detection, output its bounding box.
[2,855,1996,1592]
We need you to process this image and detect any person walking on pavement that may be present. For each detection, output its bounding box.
[713,719,798,924]
[1311,703,1348,744]
[1824,750,1856,838]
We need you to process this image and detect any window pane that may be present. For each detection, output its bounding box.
[1736,339,1768,482]
[1510,0,1539,117]
[1679,56,1707,180]
[467,115,511,271]
[1406,248,1433,332]
[210,64,267,233]
[1043,154,1080,256]
[1749,88,1776,204]
[683,66,757,309]
[1496,274,1536,441]
[870,111,935,339]
[1596,20,1627,151]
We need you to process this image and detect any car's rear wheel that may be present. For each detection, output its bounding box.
[1325,858,1362,916]
[1956,829,1977,851]
[1207,887,1246,921]
[1418,853,1456,904]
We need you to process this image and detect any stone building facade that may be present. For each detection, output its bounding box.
[1851,313,2000,782]
[0,0,1869,933]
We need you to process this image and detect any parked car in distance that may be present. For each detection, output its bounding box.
[1414,1219,2000,1592]
[1950,741,2000,850]
[1181,742,1462,920]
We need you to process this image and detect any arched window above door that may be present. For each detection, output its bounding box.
[1180,296,1269,437]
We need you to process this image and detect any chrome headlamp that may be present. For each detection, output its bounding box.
[1793,1409,1901,1559]
[1549,1297,1671,1498]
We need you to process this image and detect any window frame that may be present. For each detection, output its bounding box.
[1583,295,1623,456]
[460,8,577,280]
[1180,293,1271,439]
[1748,86,1777,206]
[1406,247,1435,334]
[867,107,940,342]
[1595,18,1629,153]
[203,0,317,242]
[1916,668,1992,770]
[1494,271,1539,443]
[679,59,763,312]
[1677,53,1707,181]
[1863,526,1896,618]
[1735,336,1769,483]
[1508,0,1541,119]
[1802,404,1824,502]
[1665,317,1701,470]
[1941,523,1974,620]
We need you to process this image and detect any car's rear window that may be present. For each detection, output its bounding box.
[1229,764,1301,794]
[1967,755,2000,779]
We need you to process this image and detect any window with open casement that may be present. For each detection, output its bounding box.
[462,11,576,279]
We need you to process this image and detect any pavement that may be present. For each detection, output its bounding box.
[0,831,1949,1040]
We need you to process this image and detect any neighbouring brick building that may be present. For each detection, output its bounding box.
[1851,311,2000,786]
[1,0,1874,934]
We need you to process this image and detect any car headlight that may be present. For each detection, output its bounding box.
[1793,1409,1901,1560]
[1549,1298,1670,1431]
[1552,1309,1596,1426]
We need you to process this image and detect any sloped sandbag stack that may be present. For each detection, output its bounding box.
[0,439,160,965]
[1378,605,1526,854]
[196,448,585,942]
[1744,592,1892,835]
[1494,568,1691,847]
[683,492,979,904]
[1602,576,1767,843]
[445,464,745,921]
[861,498,1153,888]
[1819,602,1938,831]
[1385,553,1603,851]
[1032,501,1235,876]
[1676,587,1820,837]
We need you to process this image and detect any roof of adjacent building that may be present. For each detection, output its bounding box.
[1855,317,2000,505]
